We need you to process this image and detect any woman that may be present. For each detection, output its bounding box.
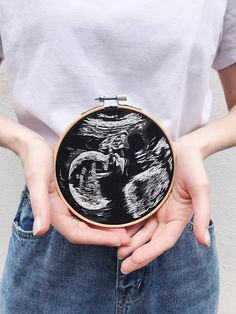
[0,1,235,313]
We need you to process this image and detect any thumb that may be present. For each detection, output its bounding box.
[27,179,51,236]
[190,178,211,247]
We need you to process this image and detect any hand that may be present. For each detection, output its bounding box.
[117,139,212,274]
[18,135,131,246]
[48,177,131,246]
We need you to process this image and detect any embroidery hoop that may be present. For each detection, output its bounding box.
[54,95,176,228]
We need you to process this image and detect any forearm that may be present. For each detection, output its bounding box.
[176,104,236,159]
[0,112,44,157]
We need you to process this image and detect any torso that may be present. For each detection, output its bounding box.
[0,0,227,143]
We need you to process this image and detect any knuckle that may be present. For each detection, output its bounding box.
[132,252,144,266]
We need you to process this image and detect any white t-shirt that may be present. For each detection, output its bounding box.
[0,1,236,145]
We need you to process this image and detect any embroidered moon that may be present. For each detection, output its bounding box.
[55,107,174,225]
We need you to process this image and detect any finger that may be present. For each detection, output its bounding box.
[54,214,127,247]
[49,182,131,245]
[117,216,158,259]
[107,227,131,246]
[107,222,146,246]
[120,220,186,274]
[91,226,131,246]
[111,218,153,252]
[27,179,51,236]
[125,220,148,237]
[49,194,129,246]
[189,177,211,247]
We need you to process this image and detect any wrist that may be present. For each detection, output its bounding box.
[175,107,236,159]
[12,126,47,158]
[174,133,209,160]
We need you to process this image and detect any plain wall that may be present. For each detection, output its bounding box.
[0,61,235,313]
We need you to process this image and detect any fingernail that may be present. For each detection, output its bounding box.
[33,215,41,236]
[205,229,211,247]
[111,242,122,247]
[118,256,125,260]
[121,269,129,275]
[112,242,122,247]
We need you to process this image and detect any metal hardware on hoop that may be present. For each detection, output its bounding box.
[94,95,127,107]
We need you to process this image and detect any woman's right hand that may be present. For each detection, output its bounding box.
[18,134,131,247]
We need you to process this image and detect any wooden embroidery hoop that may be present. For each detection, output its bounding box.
[53,95,176,228]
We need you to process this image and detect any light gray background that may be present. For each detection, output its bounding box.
[0,61,235,313]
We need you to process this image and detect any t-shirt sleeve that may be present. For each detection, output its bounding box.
[212,0,236,70]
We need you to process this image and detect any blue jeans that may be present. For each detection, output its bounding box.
[0,184,219,313]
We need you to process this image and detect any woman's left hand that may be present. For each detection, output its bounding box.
[117,138,212,274]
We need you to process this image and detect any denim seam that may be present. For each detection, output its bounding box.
[11,220,54,240]
[187,219,215,235]
[115,258,126,314]
[121,265,151,304]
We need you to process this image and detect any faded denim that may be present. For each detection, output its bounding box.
[0,184,219,313]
